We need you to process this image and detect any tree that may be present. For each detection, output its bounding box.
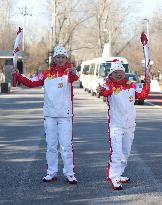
[25,38,49,74]
[82,0,130,56]
[0,0,15,49]
[123,11,162,77]
[49,0,93,52]
[148,13,162,78]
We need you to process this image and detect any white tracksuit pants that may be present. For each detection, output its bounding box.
[44,117,74,176]
[107,127,135,181]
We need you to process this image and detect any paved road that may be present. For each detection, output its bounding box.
[0,86,162,205]
[147,92,162,107]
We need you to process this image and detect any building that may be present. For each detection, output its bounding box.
[0,50,27,84]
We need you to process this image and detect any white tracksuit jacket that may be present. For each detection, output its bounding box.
[100,77,150,182]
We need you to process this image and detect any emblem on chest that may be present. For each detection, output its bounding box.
[58,82,64,88]
[129,96,134,102]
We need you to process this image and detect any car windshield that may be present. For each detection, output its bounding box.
[99,62,129,77]
[99,63,111,77]
[125,73,139,82]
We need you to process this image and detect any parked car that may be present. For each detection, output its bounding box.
[79,57,129,96]
[125,73,145,105]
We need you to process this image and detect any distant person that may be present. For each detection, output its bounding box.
[17,59,23,74]
[97,59,150,190]
[0,68,5,83]
[14,45,79,184]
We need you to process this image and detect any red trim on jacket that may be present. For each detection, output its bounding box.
[106,100,112,179]
[17,74,44,88]
[135,82,150,100]
[68,72,79,83]
[100,87,113,97]
[100,76,150,100]
[17,63,79,87]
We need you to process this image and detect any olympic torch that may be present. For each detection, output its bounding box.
[12,27,23,87]
[141,32,150,79]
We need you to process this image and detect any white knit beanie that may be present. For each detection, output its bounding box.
[109,59,125,74]
[53,45,68,57]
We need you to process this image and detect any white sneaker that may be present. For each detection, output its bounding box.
[112,179,123,190]
[120,176,130,183]
[65,175,77,184]
[43,173,58,182]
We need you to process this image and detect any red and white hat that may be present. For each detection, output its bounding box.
[109,59,125,74]
[53,45,68,57]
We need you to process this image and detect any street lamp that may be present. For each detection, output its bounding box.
[51,26,54,47]
[103,29,111,57]
[51,0,56,47]
[158,70,160,81]
[19,6,32,51]
[49,0,57,66]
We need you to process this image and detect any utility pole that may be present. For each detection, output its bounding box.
[49,0,57,66]
[19,6,32,51]
[103,28,112,57]
[108,30,112,57]
[51,0,56,48]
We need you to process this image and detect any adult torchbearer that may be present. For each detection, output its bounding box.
[141,32,150,80]
[12,27,23,87]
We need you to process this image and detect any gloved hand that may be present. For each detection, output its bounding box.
[145,73,151,83]
[69,67,76,75]
[12,69,19,76]
[96,85,102,93]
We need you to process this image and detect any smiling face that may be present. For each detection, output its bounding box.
[54,54,68,66]
[110,70,125,81]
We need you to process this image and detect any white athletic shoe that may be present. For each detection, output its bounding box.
[120,176,130,183]
[112,179,123,190]
[43,173,58,182]
[65,175,77,184]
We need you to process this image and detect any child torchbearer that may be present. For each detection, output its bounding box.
[97,59,150,190]
[15,45,79,184]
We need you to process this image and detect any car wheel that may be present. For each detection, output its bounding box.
[97,93,100,98]
[91,91,95,96]
[79,81,83,88]
[139,100,144,105]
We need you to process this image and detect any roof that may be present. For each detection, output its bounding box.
[0,50,27,59]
